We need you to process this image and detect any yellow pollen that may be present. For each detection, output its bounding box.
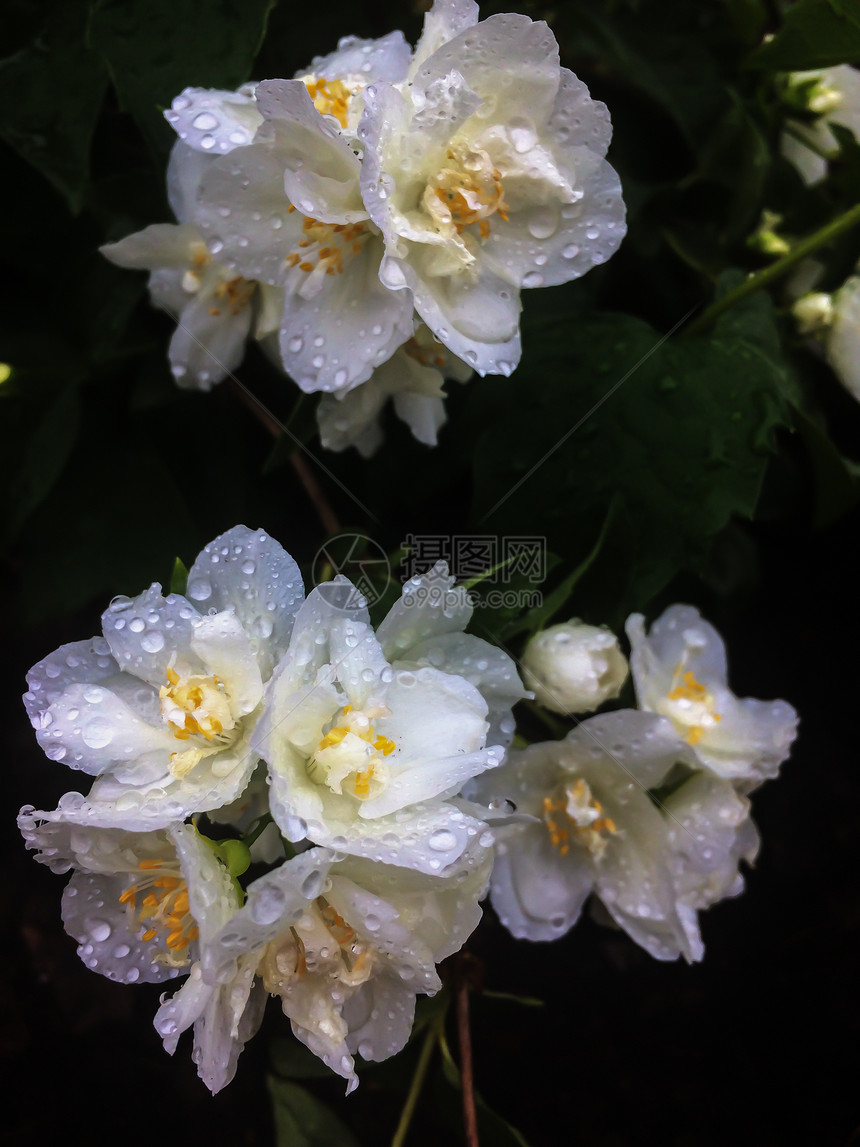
[665,664,723,743]
[285,216,368,278]
[430,157,509,240]
[142,928,158,942]
[304,77,353,128]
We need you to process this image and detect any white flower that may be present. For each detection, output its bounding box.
[626,604,798,790]
[102,123,282,391]
[18,810,205,983]
[191,69,415,395]
[377,561,528,751]
[255,565,523,875]
[781,66,860,185]
[24,526,304,829]
[200,842,491,1093]
[823,274,860,402]
[359,0,626,374]
[471,711,755,961]
[520,620,628,714]
[317,322,472,456]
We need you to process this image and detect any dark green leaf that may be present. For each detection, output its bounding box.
[0,2,108,211]
[749,0,860,70]
[472,289,792,624]
[89,0,277,155]
[267,1077,362,1147]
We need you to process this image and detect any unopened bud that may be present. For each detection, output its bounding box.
[521,621,628,715]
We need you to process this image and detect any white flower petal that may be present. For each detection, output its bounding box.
[489,822,593,941]
[343,974,416,1063]
[185,525,305,677]
[409,0,480,77]
[101,222,203,272]
[101,585,201,688]
[307,31,412,85]
[256,79,367,223]
[61,870,181,984]
[278,235,414,395]
[404,630,527,747]
[164,84,263,155]
[191,611,264,718]
[168,289,253,389]
[377,563,473,659]
[35,682,175,776]
[25,636,120,726]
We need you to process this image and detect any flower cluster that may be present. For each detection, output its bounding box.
[101,0,625,454]
[472,605,797,960]
[19,526,522,1092]
[19,527,797,1092]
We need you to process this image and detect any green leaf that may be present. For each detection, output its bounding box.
[749,0,860,70]
[480,990,545,1009]
[169,556,188,595]
[472,288,792,624]
[0,2,108,211]
[501,504,617,640]
[267,1077,362,1147]
[89,0,277,155]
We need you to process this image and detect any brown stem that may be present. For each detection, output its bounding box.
[226,377,342,538]
[455,955,480,1147]
[227,376,283,439]
[289,450,342,537]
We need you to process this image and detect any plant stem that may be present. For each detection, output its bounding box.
[289,450,341,537]
[456,962,480,1147]
[687,201,860,335]
[391,1020,440,1147]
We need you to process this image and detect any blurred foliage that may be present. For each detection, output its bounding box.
[3,0,860,1137]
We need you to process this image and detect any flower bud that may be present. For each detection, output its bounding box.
[521,621,628,715]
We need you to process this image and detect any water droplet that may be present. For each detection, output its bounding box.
[523,271,544,288]
[187,577,212,602]
[562,243,580,260]
[193,112,218,132]
[200,134,216,150]
[508,115,537,153]
[89,919,112,943]
[129,618,145,634]
[428,828,458,853]
[82,719,113,749]
[287,335,303,354]
[301,869,326,899]
[141,632,165,653]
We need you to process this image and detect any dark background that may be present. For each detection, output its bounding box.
[3,0,860,1143]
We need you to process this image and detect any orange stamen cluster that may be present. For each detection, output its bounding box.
[433,154,509,240]
[208,276,254,317]
[163,667,225,742]
[542,780,617,858]
[285,212,368,276]
[666,668,722,745]
[304,77,353,128]
[318,897,366,973]
[119,858,199,955]
[404,338,446,370]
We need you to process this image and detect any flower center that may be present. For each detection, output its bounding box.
[307,703,396,800]
[404,336,446,370]
[159,667,239,777]
[660,665,722,746]
[303,76,356,129]
[260,894,372,996]
[284,210,371,285]
[543,778,617,860]
[424,147,509,240]
[119,858,198,967]
[181,241,253,316]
